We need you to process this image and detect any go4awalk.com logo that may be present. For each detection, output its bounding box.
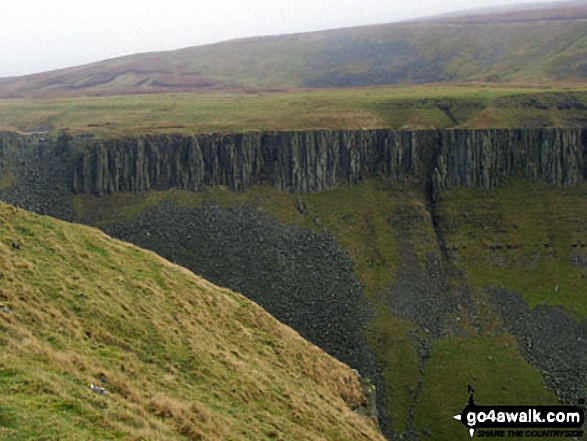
[453,386,585,438]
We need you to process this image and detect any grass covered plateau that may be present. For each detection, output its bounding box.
[2,85,587,137]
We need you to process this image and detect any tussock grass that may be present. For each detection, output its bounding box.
[0,202,384,440]
[72,180,429,435]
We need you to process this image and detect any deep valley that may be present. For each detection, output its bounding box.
[1,128,586,439]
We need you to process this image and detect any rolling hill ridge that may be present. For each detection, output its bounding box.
[2,1,587,97]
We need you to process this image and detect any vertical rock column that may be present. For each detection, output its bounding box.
[219,132,263,191]
[433,128,586,191]
[68,128,587,197]
[0,132,34,185]
[0,133,7,182]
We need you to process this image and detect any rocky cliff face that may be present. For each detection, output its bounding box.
[2,128,585,198]
[0,134,6,177]
[62,128,587,198]
[2,128,586,440]
[65,129,440,195]
[0,132,76,220]
[434,129,586,192]
[0,132,23,180]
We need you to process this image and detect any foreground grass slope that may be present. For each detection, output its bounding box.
[2,85,587,137]
[0,201,384,440]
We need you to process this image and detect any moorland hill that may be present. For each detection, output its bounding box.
[1,1,587,97]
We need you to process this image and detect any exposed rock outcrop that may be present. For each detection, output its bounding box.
[1,128,586,441]
[66,128,587,197]
[436,129,585,190]
[0,132,24,180]
[0,132,75,220]
[2,128,585,200]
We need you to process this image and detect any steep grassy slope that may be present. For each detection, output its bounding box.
[0,201,384,440]
[2,86,587,137]
[69,179,587,440]
[1,2,587,97]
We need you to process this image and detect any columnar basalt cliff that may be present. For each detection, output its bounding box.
[66,130,436,195]
[435,129,586,191]
[1,129,585,199]
[0,132,26,178]
[62,128,587,198]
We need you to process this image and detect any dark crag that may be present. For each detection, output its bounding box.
[60,128,587,198]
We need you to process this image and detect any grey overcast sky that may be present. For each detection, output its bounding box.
[0,0,564,78]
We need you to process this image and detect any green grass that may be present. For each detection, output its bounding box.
[2,85,587,137]
[437,180,587,319]
[416,335,559,441]
[366,308,419,434]
[0,170,14,190]
[286,181,403,296]
[72,180,428,434]
[0,202,385,440]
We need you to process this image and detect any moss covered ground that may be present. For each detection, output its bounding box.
[437,180,587,320]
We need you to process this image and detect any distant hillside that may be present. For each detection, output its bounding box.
[0,201,384,440]
[429,0,587,21]
[1,1,587,97]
